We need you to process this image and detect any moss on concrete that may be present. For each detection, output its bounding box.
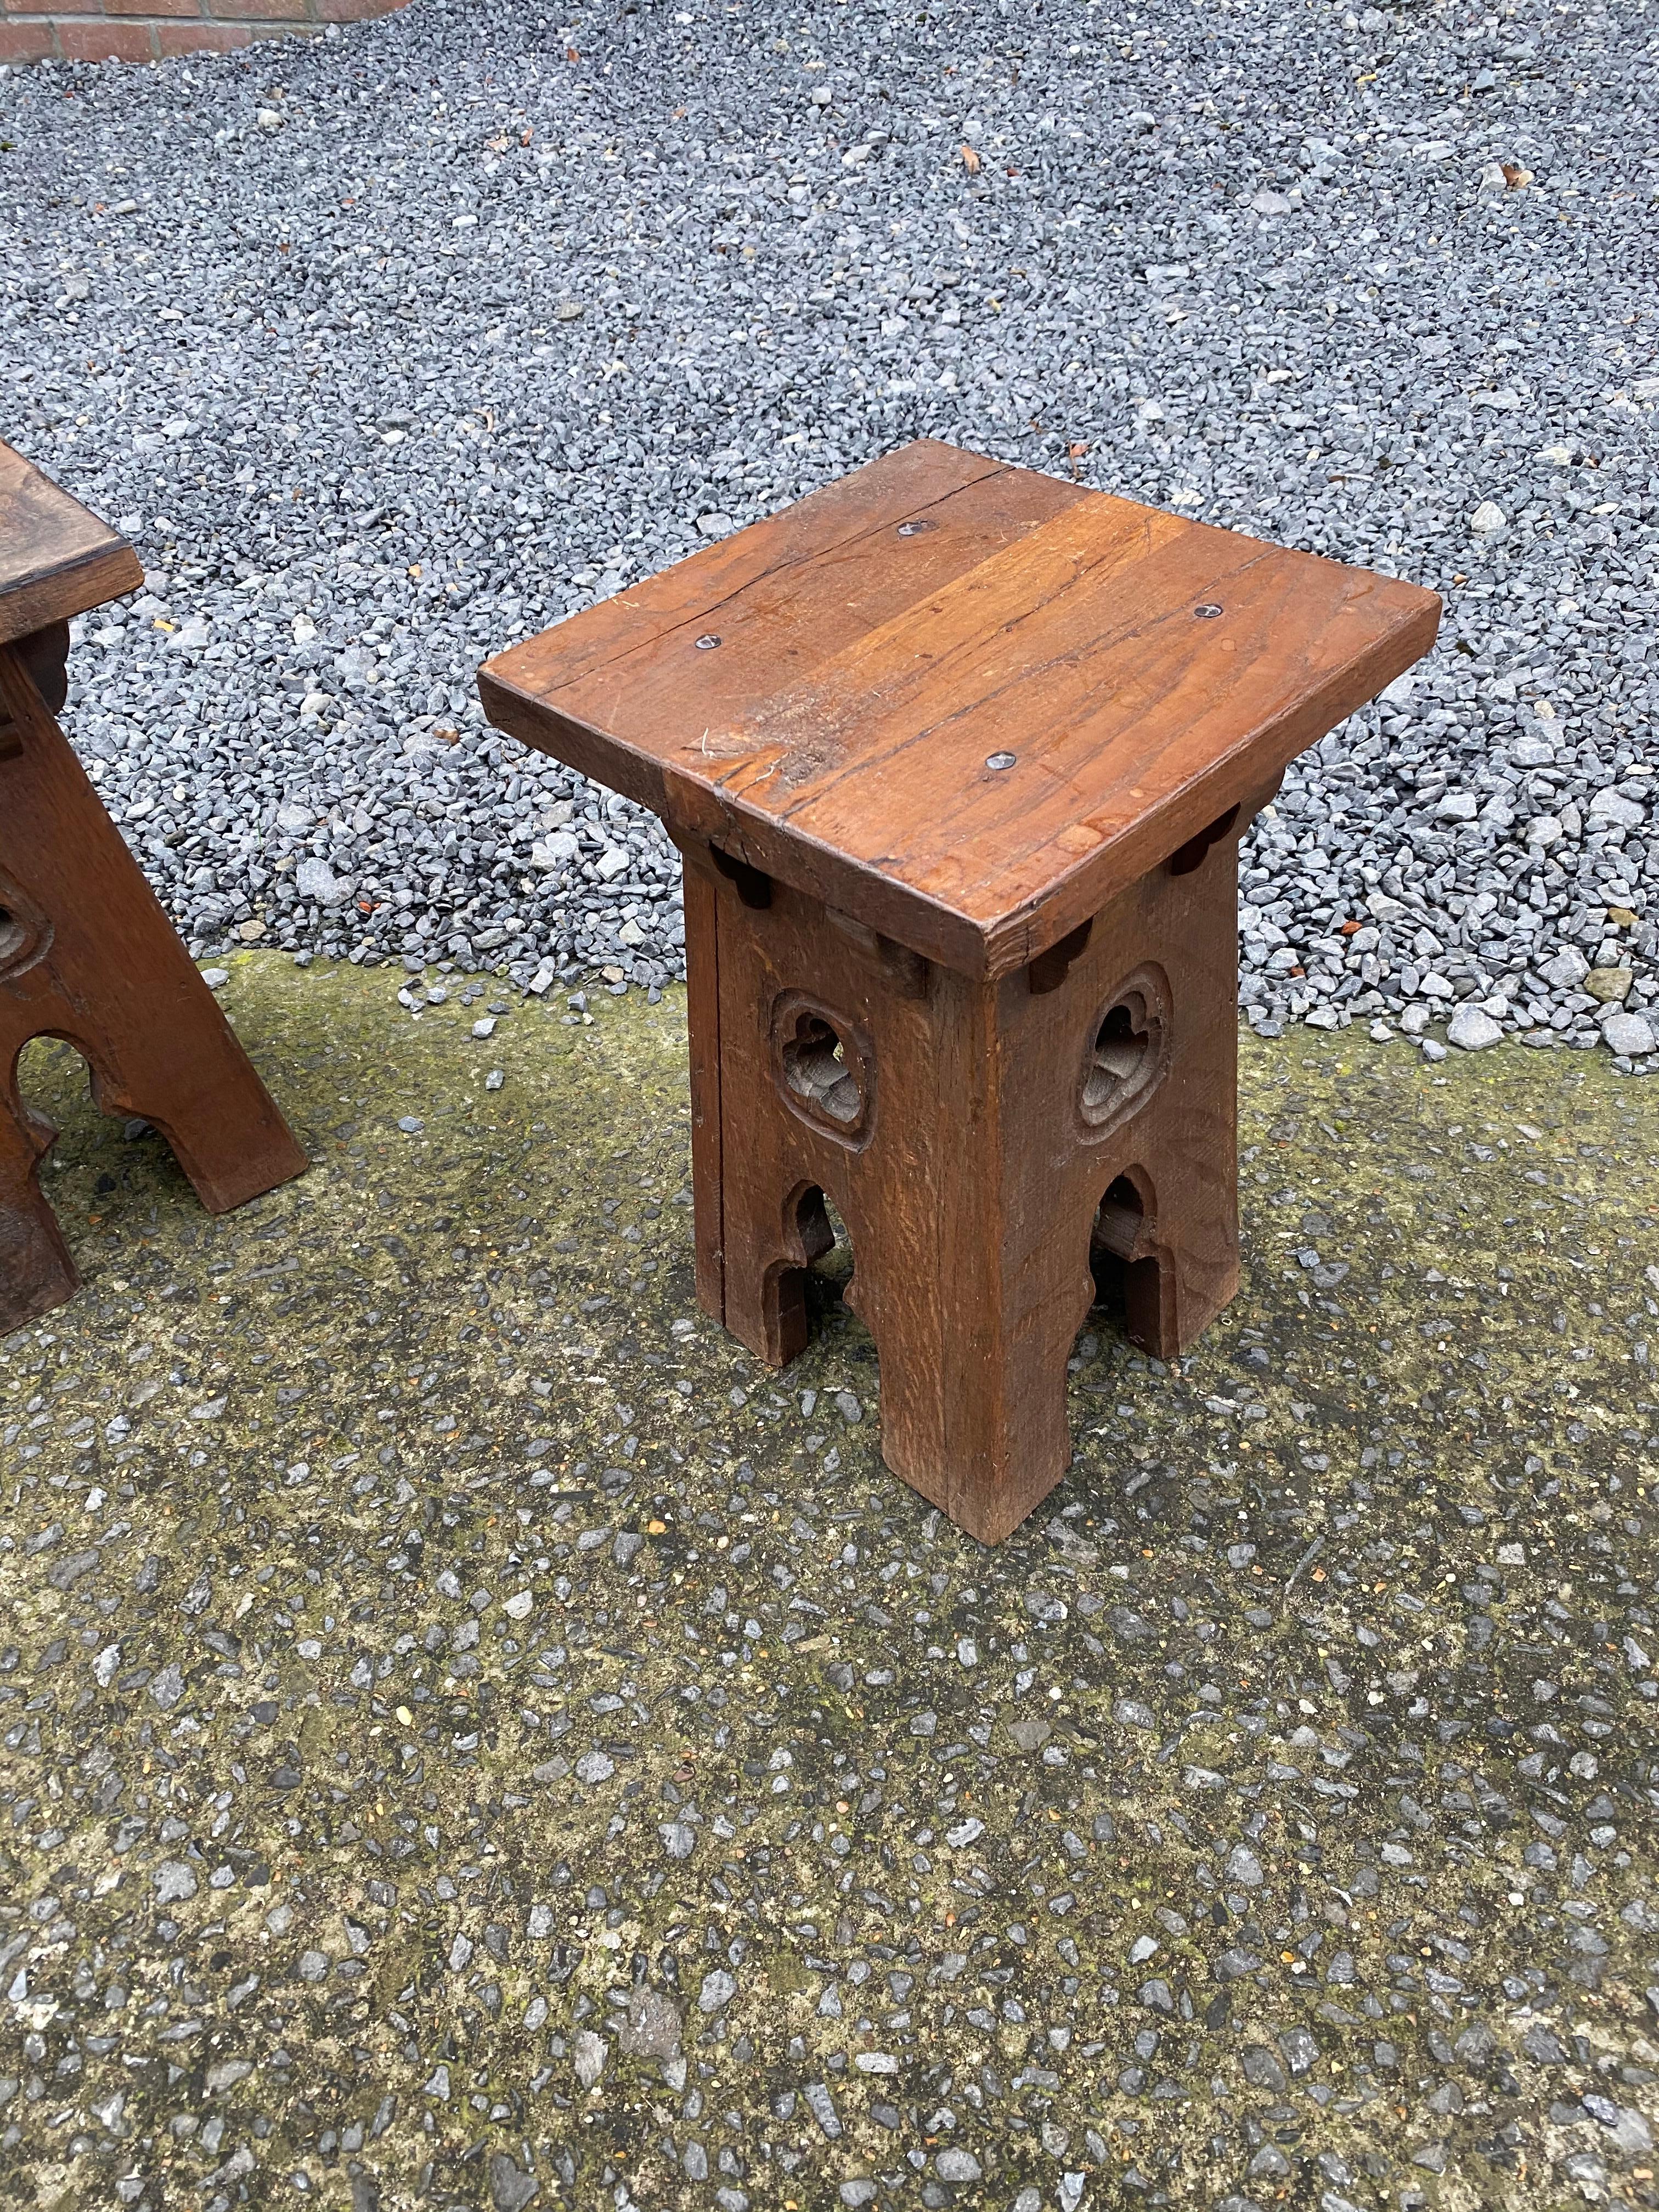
[2,957,1656,2211]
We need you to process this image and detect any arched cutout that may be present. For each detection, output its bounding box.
[10,1026,184,1218]
[12,1020,175,1159]
[7,1034,74,1169]
[11,1028,172,1186]
[1085,1168,1167,1354]
[766,1182,860,1364]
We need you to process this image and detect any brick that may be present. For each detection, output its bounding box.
[156,15,252,47]
[56,14,155,52]
[0,0,407,67]
[0,15,55,56]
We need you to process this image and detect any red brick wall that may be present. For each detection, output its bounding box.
[0,0,408,66]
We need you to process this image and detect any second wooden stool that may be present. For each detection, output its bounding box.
[1,441,307,1335]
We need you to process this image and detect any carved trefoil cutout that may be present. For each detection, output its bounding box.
[1077,964,1170,1137]
[0,866,54,984]
[771,992,874,1147]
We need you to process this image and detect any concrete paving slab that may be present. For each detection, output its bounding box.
[3,960,1656,2209]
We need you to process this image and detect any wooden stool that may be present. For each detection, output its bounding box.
[0,440,307,1336]
[481,441,1437,1542]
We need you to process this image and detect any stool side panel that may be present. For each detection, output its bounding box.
[958,853,1240,1542]
[1063,850,1242,1329]
[1086,855,1243,1335]
[706,871,956,1414]
[0,647,306,1340]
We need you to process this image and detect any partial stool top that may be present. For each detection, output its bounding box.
[0,438,143,646]
[481,438,1438,981]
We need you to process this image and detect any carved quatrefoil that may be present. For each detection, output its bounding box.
[0,867,53,984]
[1078,966,1170,1136]
[771,994,874,1147]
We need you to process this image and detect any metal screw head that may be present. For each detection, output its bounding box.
[985,751,1017,772]
[695,634,722,650]
[1193,603,1224,619]
[896,518,937,537]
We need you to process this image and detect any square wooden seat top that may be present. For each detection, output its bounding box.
[481,439,1438,982]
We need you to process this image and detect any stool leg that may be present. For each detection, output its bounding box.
[1071,849,1244,1362]
[1133,1172,1239,1357]
[1128,980,1241,1360]
[70,1005,305,1218]
[864,1192,1095,1547]
[714,1146,1081,1543]
[0,1075,77,1333]
[701,923,1095,1542]
[676,849,728,1327]
[1090,1139,1239,1362]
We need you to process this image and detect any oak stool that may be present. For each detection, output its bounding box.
[0,439,307,1336]
[481,441,1438,1542]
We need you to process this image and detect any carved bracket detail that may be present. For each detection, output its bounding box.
[1166,804,1240,876]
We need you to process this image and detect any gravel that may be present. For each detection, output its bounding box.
[3,0,1656,1063]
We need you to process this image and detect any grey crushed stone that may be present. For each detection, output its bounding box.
[2,0,1656,1075]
